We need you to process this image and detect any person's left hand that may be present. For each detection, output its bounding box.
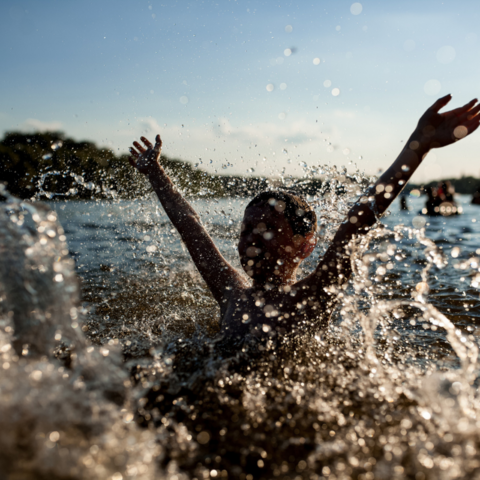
[415,95,480,149]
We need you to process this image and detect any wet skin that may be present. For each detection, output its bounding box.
[237,203,315,288]
[219,202,328,337]
[128,96,480,338]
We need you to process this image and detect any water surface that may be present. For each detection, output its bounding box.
[2,188,480,479]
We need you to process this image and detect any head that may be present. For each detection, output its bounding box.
[238,190,317,286]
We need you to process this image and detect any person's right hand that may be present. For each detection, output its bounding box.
[129,134,162,174]
[414,95,480,149]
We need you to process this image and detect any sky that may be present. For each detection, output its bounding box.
[1,0,480,182]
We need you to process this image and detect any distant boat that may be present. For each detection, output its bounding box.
[420,182,462,216]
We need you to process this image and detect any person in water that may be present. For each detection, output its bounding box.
[128,95,480,338]
[472,186,480,205]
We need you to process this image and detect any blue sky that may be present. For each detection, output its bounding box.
[2,0,480,182]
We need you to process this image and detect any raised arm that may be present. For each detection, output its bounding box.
[129,134,246,304]
[308,95,480,289]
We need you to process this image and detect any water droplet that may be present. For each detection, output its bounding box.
[323,80,332,88]
[412,216,426,229]
[279,83,287,90]
[197,431,210,444]
[424,79,441,96]
[350,3,363,15]
[180,96,189,104]
[415,283,429,296]
[285,25,293,33]
[454,126,468,139]
[436,46,456,64]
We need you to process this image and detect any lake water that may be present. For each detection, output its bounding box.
[2,186,480,479]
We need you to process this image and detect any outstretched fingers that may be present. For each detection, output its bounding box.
[465,114,480,133]
[429,94,452,113]
[154,134,162,153]
[129,146,140,158]
[128,134,162,170]
[133,141,146,153]
[460,102,480,122]
[447,98,478,117]
[141,136,153,149]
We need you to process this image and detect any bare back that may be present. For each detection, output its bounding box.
[220,281,334,338]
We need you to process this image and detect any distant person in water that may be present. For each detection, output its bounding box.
[128,95,480,339]
[437,180,455,203]
[472,186,480,205]
[423,181,459,216]
[424,186,440,215]
[400,195,409,211]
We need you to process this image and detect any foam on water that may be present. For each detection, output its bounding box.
[2,164,480,479]
[0,185,158,479]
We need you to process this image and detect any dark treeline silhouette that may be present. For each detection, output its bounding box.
[0,131,323,200]
[1,131,134,199]
[3,130,476,201]
[410,176,480,195]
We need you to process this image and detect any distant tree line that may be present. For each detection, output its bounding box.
[0,131,132,199]
[0,131,325,200]
[3,131,477,201]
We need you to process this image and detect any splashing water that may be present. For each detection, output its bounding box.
[2,161,480,479]
[0,184,158,479]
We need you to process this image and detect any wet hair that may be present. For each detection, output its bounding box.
[246,190,317,237]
